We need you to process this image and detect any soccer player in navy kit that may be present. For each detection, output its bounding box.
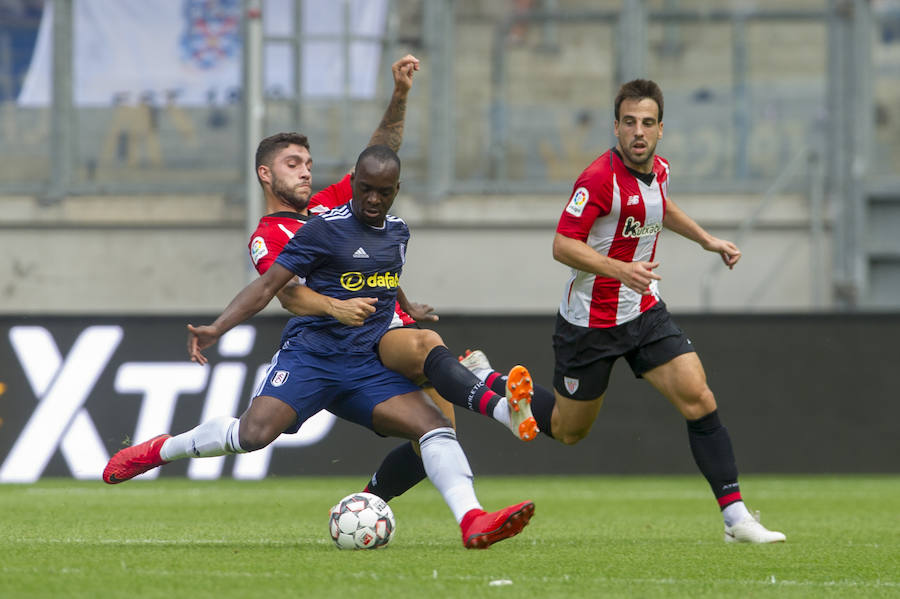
[236,54,535,504]
[104,146,534,549]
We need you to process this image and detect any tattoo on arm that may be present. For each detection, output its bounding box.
[368,95,407,152]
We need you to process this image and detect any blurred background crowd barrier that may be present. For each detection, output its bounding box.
[1,0,899,313]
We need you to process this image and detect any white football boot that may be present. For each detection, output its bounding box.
[458,349,494,381]
[724,511,786,544]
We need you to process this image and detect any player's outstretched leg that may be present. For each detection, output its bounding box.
[459,350,539,441]
[724,511,786,544]
[415,426,534,549]
[460,500,536,549]
[103,434,171,484]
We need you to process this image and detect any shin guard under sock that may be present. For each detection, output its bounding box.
[423,346,501,417]
[686,410,742,508]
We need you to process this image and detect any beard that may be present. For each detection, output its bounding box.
[271,174,310,212]
[621,142,656,167]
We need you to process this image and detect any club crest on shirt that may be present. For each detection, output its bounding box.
[250,236,268,265]
[271,370,289,387]
[564,376,579,394]
[565,187,589,217]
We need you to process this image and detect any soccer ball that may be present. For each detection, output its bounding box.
[328,492,395,549]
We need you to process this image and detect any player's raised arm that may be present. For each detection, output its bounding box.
[366,54,420,152]
[187,263,296,364]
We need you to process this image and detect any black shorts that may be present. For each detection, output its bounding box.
[552,302,695,401]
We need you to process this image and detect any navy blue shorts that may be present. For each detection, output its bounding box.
[253,348,421,434]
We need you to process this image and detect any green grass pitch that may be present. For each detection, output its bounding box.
[1,475,897,598]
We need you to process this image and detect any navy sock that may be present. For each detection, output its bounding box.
[686,410,742,508]
[423,346,501,416]
[363,442,426,503]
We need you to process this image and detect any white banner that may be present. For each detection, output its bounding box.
[18,0,387,107]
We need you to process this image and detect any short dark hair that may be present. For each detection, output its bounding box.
[355,144,401,175]
[614,79,664,122]
[255,132,310,183]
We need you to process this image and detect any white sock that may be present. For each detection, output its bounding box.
[418,427,481,523]
[470,365,493,382]
[722,500,753,527]
[159,416,245,461]
[492,398,511,427]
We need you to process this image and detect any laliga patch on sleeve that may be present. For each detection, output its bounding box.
[565,187,590,217]
[250,236,268,265]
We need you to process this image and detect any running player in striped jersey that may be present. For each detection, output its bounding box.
[460,79,785,544]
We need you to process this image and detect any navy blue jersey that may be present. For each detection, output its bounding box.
[274,203,409,354]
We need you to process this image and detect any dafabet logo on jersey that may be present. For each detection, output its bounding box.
[340,271,400,292]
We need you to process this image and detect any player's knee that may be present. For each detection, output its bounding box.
[425,411,453,431]
[400,330,445,380]
[237,421,278,452]
[680,387,717,420]
[555,427,590,446]
[551,417,593,445]
[413,329,444,357]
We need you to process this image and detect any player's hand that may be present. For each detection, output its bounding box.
[703,237,742,270]
[405,301,438,323]
[392,54,419,94]
[329,297,377,326]
[620,261,661,295]
[187,324,220,366]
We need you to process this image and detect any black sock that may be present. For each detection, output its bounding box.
[423,346,501,416]
[686,410,742,508]
[363,442,426,503]
[484,370,506,395]
[530,384,556,439]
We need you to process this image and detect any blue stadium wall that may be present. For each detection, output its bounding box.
[0,314,897,482]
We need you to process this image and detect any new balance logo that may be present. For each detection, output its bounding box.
[353,247,370,259]
[626,194,640,206]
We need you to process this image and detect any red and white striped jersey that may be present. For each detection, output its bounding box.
[248,174,352,275]
[247,173,414,326]
[556,148,670,328]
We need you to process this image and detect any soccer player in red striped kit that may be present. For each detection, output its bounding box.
[461,79,785,543]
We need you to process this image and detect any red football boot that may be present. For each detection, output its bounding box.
[103,434,171,484]
[460,500,535,549]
